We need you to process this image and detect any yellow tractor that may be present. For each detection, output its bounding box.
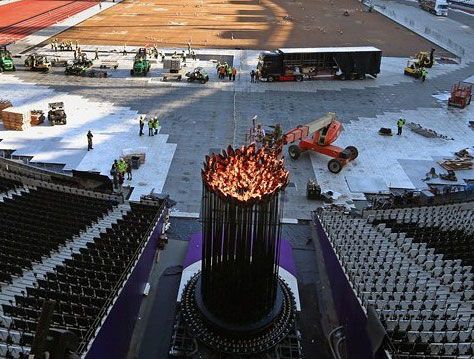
[404,48,434,78]
[415,48,435,68]
[404,59,423,78]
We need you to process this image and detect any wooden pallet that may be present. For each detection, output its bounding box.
[438,159,473,171]
[0,100,12,121]
[1,108,29,130]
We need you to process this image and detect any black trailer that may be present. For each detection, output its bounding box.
[257,46,382,82]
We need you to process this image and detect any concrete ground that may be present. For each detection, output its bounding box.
[55,0,448,56]
[3,47,471,219]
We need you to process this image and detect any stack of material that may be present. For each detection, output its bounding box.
[30,110,44,126]
[122,147,146,164]
[1,108,29,131]
[439,158,473,171]
[406,122,454,140]
[0,100,12,121]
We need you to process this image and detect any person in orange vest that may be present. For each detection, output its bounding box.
[219,66,226,79]
[232,67,237,81]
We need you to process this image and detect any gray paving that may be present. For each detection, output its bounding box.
[6,56,474,220]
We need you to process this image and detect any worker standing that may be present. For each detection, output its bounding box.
[255,70,260,82]
[397,118,406,135]
[148,118,154,136]
[219,66,226,79]
[232,67,237,81]
[153,116,160,135]
[118,158,127,176]
[227,66,232,81]
[421,67,427,82]
[139,116,145,136]
[95,48,99,60]
[126,160,132,180]
[110,161,119,190]
[250,70,255,83]
[87,130,93,150]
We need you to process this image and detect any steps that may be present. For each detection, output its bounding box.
[0,202,131,312]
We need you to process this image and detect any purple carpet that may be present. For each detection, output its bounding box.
[183,232,297,276]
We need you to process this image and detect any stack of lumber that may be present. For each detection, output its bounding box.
[439,158,473,171]
[30,111,44,126]
[0,100,12,121]
[1,108,29,131]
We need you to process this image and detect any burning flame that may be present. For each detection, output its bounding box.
[202,144,289,204]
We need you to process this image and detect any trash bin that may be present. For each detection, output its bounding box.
[131,156,140,169]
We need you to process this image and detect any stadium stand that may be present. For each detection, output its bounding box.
[315,202,474,358]
[0,187,116,286]
[0,177,21,194]
[0,167,168,358]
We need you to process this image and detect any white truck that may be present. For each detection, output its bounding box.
[418,0,449,16]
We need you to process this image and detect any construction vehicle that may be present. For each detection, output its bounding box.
[448,82,472,108]
[24,53,51,72]
[0,46,15,72]
[186,67,209,83]
[414,48,435,68]
[283,113,358,173]
[404,49,435,77]
[418,0,448,16]
[404,60,423,78]
[130,48,151,76]
[65,63,87,76]
[76,53,93,68]
[257,47,382,82]
[47,102,67,126]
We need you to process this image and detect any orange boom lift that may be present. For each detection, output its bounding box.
[283,112,358,173]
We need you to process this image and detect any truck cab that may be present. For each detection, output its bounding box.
[435,0,449,15]
[418,0,448,16]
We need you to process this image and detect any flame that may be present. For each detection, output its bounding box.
[202,144,289,204]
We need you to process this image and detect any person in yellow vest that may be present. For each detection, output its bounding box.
[397,118,406,135]
[148,118,154,136]
[153,116,160,135]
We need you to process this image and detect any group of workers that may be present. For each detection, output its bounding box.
[110,158,133,191]
[250,122,283,149]
[139,115,160,136]
[50,39,75,52]
[250,69,260,83]
[216,62,237,81]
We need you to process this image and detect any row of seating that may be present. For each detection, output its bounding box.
[1,202,161,357]
[0,187,116,285]
[0,177,21,194]
[316,201,474,358]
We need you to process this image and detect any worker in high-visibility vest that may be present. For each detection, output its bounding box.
[421,67,427,82]
[397,118,406,135]
[148,118,154,136]
[153,116,160,135]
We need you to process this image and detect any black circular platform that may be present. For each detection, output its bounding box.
[180,272,297,355]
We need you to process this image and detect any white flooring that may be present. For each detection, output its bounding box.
[311,104,474,204]
[0,74,176,201]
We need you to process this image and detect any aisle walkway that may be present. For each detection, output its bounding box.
[373,0,474,61]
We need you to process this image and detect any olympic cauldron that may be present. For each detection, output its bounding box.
[180,144,296,355]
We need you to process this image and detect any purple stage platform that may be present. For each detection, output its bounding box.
[178,232,301,310]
